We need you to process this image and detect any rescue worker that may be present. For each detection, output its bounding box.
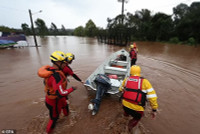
[129,42,138,66]
[38,51,77,133]
[62,53,84,83]
[132,42,138,52]
[61,53,83,117]
[119,65,158,132]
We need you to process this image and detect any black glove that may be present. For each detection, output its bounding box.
[72,86,77,91]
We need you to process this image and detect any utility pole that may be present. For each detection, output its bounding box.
[29,9,38,47]
[121,0,125,16]
[118,0,128,24]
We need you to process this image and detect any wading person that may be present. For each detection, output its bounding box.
[38,51,77,133]
[129,43,138,66]
[119,65,158,132]
[61,52,84,116]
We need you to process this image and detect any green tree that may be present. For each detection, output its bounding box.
[34,18,48,36]
[85,19,97,37]
[173,2,200,43]
[173,3,189,23]
[187,2,200,43]
[151,12,173,41]
[74,26,85,36]
[129,9,152,40]
[0,26,16,33]
[49,22,58,35]
[61,25,67,35]
[21,23,31,35]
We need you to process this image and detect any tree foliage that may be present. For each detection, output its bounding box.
[173,2,200,43]
[98,1,200,45]
[21,23,31,35]
[34,18,48,36]
[74,26,85,36]
[49,22,58,35]
[85,19,97,37]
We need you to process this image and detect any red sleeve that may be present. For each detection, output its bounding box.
[63,66,74,76]
[48,75,74,97]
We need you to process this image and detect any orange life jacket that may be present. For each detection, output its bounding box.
[123,76,146,106]
[38,65,67,99]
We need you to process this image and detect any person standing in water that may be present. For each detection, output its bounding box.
[119,65,158,132]
[129,42,138,66]
[38,51,77,133]
[61,52,84,116]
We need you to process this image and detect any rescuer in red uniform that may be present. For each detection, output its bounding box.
[38,51,77,133]
[61,52,84,116]
[129,42,138,66]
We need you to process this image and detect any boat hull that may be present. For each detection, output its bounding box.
[84,49,131,94]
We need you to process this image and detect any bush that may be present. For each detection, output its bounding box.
[169,37,179,44]
[187,37,196,45]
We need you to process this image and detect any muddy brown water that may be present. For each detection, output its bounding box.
[0,36,200,134]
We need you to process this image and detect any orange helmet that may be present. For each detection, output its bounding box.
[133,42,137,48]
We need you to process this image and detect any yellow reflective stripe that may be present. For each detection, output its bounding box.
[147,94,157,98]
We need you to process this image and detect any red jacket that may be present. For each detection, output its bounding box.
[130,49,137,59]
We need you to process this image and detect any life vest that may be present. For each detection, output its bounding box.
[130,49,137,59]
[38,65,67,99]
[122,76,146,106]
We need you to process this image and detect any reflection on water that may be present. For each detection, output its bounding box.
[0,36,200,134]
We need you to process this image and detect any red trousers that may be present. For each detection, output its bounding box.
[45,96,69,133]
[123,106,144,131]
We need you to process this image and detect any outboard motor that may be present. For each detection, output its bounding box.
[89,74,111,115]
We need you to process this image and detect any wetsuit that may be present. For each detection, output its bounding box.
[38,66,75,133]
[63,65,82,82]
[60,65,82,118]
[130,49,137,66]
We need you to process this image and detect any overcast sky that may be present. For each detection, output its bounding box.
[0,0,195,29]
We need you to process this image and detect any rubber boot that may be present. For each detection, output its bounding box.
[128,118,139,132]
[46,119,54,134]
[123,111,129,117]
[62,104,69,116]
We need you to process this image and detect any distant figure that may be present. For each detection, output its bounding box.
[129,42,138,66]
[38,51,77,134]
[119,65,158,132]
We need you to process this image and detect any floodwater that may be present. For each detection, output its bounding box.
[0,36,200,134]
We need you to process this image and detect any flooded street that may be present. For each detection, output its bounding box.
[0,36,200,134]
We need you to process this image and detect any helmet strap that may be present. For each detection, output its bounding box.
[52,61,63,70]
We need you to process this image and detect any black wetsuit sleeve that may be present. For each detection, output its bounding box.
[72,74,82,82]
